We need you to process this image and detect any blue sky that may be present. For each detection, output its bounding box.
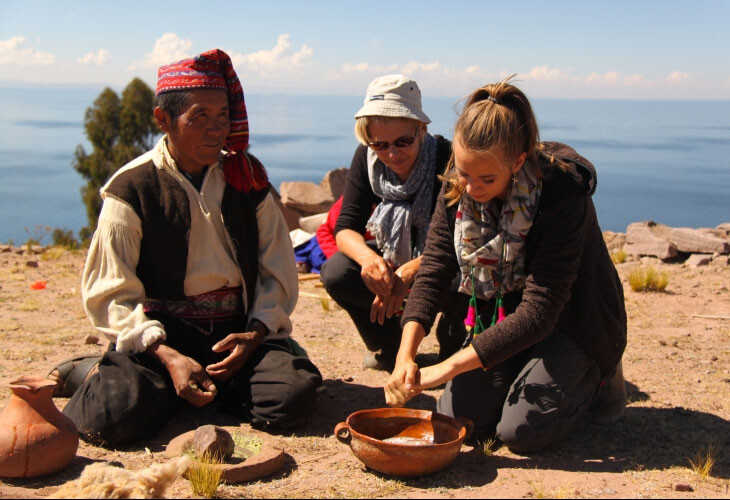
[1,0,729,99]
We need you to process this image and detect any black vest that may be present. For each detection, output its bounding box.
[104,159,270,312]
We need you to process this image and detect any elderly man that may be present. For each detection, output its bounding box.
[50,49,322,446]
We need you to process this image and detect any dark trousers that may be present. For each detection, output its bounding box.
[63,316,322,447]
[437,330,601,453]
[320,243,467,360]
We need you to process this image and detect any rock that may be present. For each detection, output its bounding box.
[602,231,626,251]
[192,425,235,460]
[84,334,100,345]
[711,254,730,267]
[685,254,712,267]
[715,222,730,236]
[30,245,45,255]
[14,248,25,255]
[666,227,730,254]
[25,260,39,268]
[0,245,11,253]
[624,221,678,260]
[271,186,305,231]
[674,483,693,492]
[319,168,349,200]
[280,181,334,216]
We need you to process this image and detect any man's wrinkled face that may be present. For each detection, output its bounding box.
[154,89,230,174]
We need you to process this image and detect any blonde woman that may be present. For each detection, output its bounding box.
[321,75,464,371]
[384,79,627,453]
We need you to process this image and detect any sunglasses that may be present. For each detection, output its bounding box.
[368,130,418,151]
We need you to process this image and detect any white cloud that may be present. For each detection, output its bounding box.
[586,71,620,85]
[229,34,313,77]
[524,65,565,81]
[132,33,192,69]
[0,36,55,66]
[624,73,648,87]
[77,49,111,66]
[665,70,690,83]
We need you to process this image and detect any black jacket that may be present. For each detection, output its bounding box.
[402,142,627,377]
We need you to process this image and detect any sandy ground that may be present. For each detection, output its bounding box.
[0,244,728,498]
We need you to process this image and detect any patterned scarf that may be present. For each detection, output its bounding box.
[454,162,542,300]
[365,133,437,268]
[156,49,267,193]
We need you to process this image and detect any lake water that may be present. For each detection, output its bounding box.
[0,87,728,243]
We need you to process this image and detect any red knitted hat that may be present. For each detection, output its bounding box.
[156,49,268,193]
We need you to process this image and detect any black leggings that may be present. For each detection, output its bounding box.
[438,329,601,453]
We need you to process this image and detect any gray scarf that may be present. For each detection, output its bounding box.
[366,133,437,268]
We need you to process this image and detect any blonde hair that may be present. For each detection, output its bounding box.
[354,116,427,146]
[443,76,547,204]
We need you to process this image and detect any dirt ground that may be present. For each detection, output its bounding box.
[0,244,728,498]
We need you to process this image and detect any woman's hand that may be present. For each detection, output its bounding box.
[206,321,266,381]
[360,254,394,298]
[384,357,421,407]
[370,273,408,324]
[369,257,422,324]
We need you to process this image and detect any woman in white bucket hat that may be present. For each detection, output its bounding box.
[320,75,466,371]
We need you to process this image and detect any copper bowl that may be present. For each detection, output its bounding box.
[334,408,473,477]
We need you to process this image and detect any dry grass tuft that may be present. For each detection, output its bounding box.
[41,247,67,261]
[480,437,499,456]
[687,442,716,480]
[628,266,669,292]
[611,249,627,264]
[185,452,223,499]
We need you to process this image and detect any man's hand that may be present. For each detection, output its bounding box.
[360,254,394,298]
[205,322,266,381]
[384,357,421,407]
[165,352,218,407]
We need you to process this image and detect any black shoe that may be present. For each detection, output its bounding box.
[589,360,627,424]
[362,351,395,372]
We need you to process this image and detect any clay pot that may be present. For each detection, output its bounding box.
[335,408,473,477]
[0,375,79,478]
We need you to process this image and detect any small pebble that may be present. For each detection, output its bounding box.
[26,260,39,268]
[343,376,354,382]
[84,334,100,345]
[674,483,693,492]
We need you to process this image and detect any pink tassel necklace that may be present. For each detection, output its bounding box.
[464,233,507,336]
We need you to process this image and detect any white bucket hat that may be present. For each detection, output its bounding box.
[354,74,431,124]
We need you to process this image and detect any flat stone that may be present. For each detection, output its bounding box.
[625,221,678,260]
[280,181,334,215]
[686,254,712,267]
[166,425,286,484]
[192,425,235,460]
[319,167,349,200]
[667,227,729,254]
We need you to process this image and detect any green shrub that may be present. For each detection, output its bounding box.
[52,227,80,250]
